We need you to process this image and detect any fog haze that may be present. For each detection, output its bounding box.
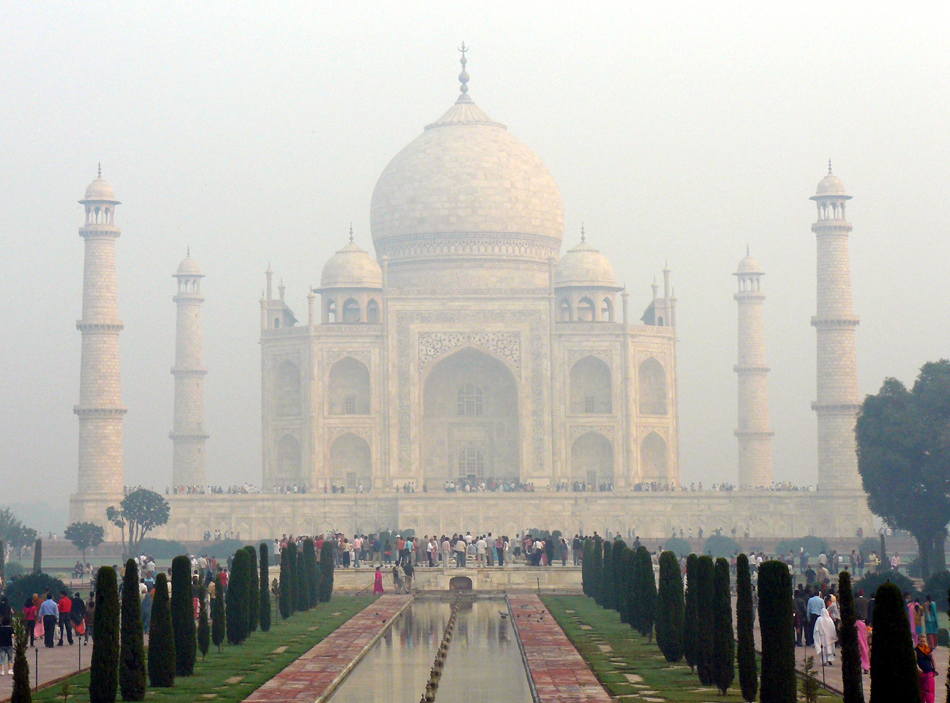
[3,3,949,528]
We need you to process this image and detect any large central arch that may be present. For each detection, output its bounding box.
[422,347,520,485]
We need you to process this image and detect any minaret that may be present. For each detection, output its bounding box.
[170,250,208,488]
[734,248,773,488]
[810,162,861,492]
[73,167,126,511]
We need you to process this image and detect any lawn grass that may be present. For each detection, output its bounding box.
[31,595,374,703]
[542,595,844,703]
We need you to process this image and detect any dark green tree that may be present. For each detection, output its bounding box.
[279,542,296,618]
[32,538,41,574]
[635,546,657,642]
[319,540,335,602]
[294,550,309,611]
[868,582,919,702]
[170,556,196,676]
[226,549,251,645]
[147,573,175,688]
[302,539,319,609]
[712,557,735,695]
[11,616,30,703]
[611,540,625,614]
[64,521,105,563]
[856,360,950,578]
[581,538,591,596]
[735,554,758,702]
[242,546,260,633]
[105,488,171,557]
[211,573,225,652]
[89,566,120,702]
[601,539,613,609]
[120,559,146,700]
[196,582,210,661]
[0,540,4,583]
[655,550,684,662]
[878,533,887,573]
[259,543,271,632]
[683,554,699,673]
[695,555,715,685]
[588,536,603,603]
[617,545,633,625]
[758,561,795,703]
[837,571,865,703]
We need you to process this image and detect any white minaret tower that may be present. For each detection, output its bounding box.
[810,162,861,492]
[72,167,126,520]
[170,250,208,488]
[734,248,773,488]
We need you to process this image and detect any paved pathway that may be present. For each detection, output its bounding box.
[242,595,411,703]
[508,594,612,703]
[0,636,95,702]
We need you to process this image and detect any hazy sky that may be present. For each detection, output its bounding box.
[3,3,949,526]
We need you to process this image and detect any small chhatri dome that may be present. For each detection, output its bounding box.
[82,163,117,202]
[320,233,383,289]
[554,231,618,288]
[814,160,849,198]
[736,247,762,274]
[176,249,202,277]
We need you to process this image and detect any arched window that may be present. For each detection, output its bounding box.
[342,298,360,323]
[276,361,301,416]
[559,300,572,322]
[601,297,613,322]
[327,300,337,323]
[329,357,371,415]
[638,357,668,415]
[457,443,485,479]
[457,384,483,416]
[570,356,612,414]
[577,297,595,322]
[366,299,380,323]
[640,432,669,481]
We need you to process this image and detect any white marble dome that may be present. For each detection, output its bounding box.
[176,255,202,276]
[736,252,762,274]
[83,176,116,202]
[815,172,848,197]
[321,240,382,289]
[370,94,564,256]
[555,239,617,288]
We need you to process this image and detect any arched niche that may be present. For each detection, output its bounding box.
[276,434,301,483]
[342,298,361,323]
[329,432,372,490]
[570,356,612,414]
[328,356,371,415]
[366,299,380,323]
[571,431,614,488]
[577,297,595,322]
[559,299,572,322]
[422,347,519,484]
[276,360,301,416]
[640,432,668,482]
[638,357,668,415]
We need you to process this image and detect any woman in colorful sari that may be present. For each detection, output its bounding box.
[916,634,937,703]
[373,566,385,595]
[925,594,939,650]
[854,619,870,673]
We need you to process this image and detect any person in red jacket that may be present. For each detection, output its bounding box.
[57,590,73,645]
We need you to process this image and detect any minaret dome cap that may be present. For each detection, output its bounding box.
[735,251,762,275]
[176,254,202,277]
[81,168,118,203]
[811,162,851,200]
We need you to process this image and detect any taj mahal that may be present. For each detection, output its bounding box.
[68,52,873,541]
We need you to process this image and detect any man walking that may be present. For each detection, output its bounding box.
[805,588,824,647]
[39,594,58,648]
[57,590,74,645]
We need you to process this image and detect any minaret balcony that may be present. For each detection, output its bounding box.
[810,316,859,328]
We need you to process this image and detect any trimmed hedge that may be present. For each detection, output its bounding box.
[758,561,795,703]
[695,555,715,685]
[171,555,196,676]
[197,581,210,661]
[319,540,335,603]
[279,542,296,619]
[683,553,699,673]
[712,557,734,694]
[243,545,260,633]
[89,566,120,703]
[655,550,684,662]
[211,572,225,652]
[259,543,271,632]
[868,582,919,700]
[147,573,175,688]
[735,554,757,702]
[836,571,864,703]
[119,559,146,700]
[226,549,251,645]
[854,569,916,599]
[302,539,318,610]
[634,546,656,641]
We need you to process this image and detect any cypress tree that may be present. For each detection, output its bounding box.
[878,533,887,573]
[611,540,625,614]
[590,537,602,603]
[695,555,715,685]
[735,554,757,702]
[226,549,250,645]
[683,554,699,673]
[294,551,308,611]
[259,543,271,632]
[119,559,146,701]
[243,546,260,633]
[0,540,5,582]
[89,565,120,703]
[581,538,591,596]
[170,556,196,677]
[11,616,30,703]
[303,539,319,608]
[712,557,735,695]
[601,540,613,609]
[758,560,795,703]
[279,542,296,617]
[211,572,225,652]
[636,546,657,642]
[836,571,865,703]
[319,540,335,602]
[147,573,175,688]
[32,539,42,574]
[618,546,633,624]
[196,582,210,661]
[656,550,684,662]
[869,582,919,701]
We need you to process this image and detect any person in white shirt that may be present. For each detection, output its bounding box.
[475,537,487,566]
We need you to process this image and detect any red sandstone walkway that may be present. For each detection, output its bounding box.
[0,636,102,702]
[243,595,411,703]
[508,594,612,703]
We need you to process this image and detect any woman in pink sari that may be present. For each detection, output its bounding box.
[855,619,870,673]
[373,566,385,595]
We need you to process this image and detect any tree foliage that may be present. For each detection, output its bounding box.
[294,550,309,612]
[11,615,31,703]
[854,570,915,600]
[868,582,919,701]
[302,539,318,610]
[90,566,120,703]
[120,559,146,701]
[3,573,67,612]
[279,542,295,619]
[634,546,656,641]
[65,521,105,562]
[610,540,625,614]
[196,581,209,661]
[242,546,260,633]
[703,535,741,559]
[106,489,171,557]
[0,507,37,551]
[32,539,41,574]
[712,558,735,694]
[211,573,225,652]
[695,555,715,685]
[170,556,196,677]
[226,549,250,645]
[319,540,335,602]
[655,550,684,662]
[683,553,699,673]
[856,360,950,579]
[735,554,758,702]
[601,539,613,609]
[758,561,796,703]
[147,573,175,688]
[259,543,271,633]
[837,571,865,703]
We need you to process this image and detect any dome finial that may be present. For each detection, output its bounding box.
[187,245,190,257]
[349,223,354,243]
[580,222,585,243]
[97,162,102,179]
[458,42,470,96]
[828,159,833,175]
[746,244,750,256]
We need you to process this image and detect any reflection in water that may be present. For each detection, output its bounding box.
[329,599,532,703]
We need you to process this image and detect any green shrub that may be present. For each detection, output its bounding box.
[259,544,271,633]
[611,541,626,614]
[922,570,950,612]
[868,582,919,700]
[618,546,634,625]
[136,538,188,560]
[683,554,699,673]
[581,538,591,596]
[302,540,318,610]
[702,535,741,559]
[758,561,795,703]
[147,573,175,688]
[634,546,656,641]
[660,537,691,557]
[4,561,24,580]
[11,615,31,703]
[89,566,120,703]
[294,551,309,612]
[854,569,916,599]
[858,537,880,557]
[735,554,757,703]
[655,551,684,662]
[242,546,259,633]
[695,555,715,685]
[226,549,250,645]
[211,573,225,652]
[3,572,67,610]
[120,559,146,701]
[601,540,613,609]
[279,542,295,619]
[319,541,335,602]
[712,558,734,695]
[171,555,196,676]
[196,582,209,661]
[774,536,830,560]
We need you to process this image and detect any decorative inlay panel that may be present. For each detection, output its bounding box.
[327,426,374,444]
[418,331,521,373]
[324,349,372,367]
[568,425,615,444]
[567,349,613,367]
